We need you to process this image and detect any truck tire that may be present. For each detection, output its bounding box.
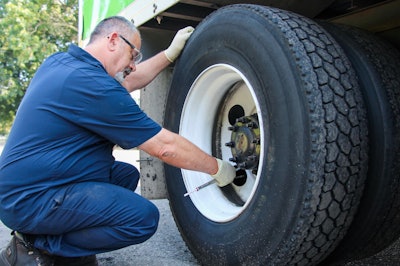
[163,5,368,265]
[320,23,400,264]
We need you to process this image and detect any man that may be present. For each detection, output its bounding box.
[0,16,235,266]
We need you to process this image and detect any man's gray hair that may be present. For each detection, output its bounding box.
[88,16,139,44]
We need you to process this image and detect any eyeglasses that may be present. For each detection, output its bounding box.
[119,34,143,64]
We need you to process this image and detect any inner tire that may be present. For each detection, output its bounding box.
[320,22,400,264]
[164,5,368,265]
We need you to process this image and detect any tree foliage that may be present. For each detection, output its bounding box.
[0,0,78,134]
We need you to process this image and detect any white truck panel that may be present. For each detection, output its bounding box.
[119,0,180,27]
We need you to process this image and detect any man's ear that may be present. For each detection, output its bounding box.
[107,32,119,51]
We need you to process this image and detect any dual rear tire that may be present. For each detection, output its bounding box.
[321,22,400,264]
[163,4,400,265]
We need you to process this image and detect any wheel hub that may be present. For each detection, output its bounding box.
[226,114,260,171]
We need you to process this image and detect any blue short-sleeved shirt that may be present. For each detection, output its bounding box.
[0,45,161,219]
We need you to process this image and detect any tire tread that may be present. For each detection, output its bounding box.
[231,5,368,265]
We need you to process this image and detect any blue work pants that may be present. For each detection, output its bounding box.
[25,161,159,257]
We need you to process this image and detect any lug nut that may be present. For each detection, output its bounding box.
[237,117,249,123]
[246,122,258,128]
[229,157,238,162]
[225,141,235,147]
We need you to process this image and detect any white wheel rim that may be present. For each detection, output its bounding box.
[180,64,264,222]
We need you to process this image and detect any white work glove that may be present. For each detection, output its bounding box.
[164,26,194,63]
[211,158,236,187]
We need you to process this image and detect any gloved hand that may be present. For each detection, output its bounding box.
[211,158,236,187]
[164,26,195,63]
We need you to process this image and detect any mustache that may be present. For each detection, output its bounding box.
[123,68,132,76]
[114,68,132,84]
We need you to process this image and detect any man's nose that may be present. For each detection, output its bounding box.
[129,62,136,72]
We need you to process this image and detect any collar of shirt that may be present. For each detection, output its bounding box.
[68,44,106,71]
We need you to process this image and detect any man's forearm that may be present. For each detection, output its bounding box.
[160,134,218,175]
[123,51,171,92]
[139,129,218,175]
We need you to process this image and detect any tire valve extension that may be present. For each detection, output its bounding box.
[184,175,244,197]
[184,179,217,197]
